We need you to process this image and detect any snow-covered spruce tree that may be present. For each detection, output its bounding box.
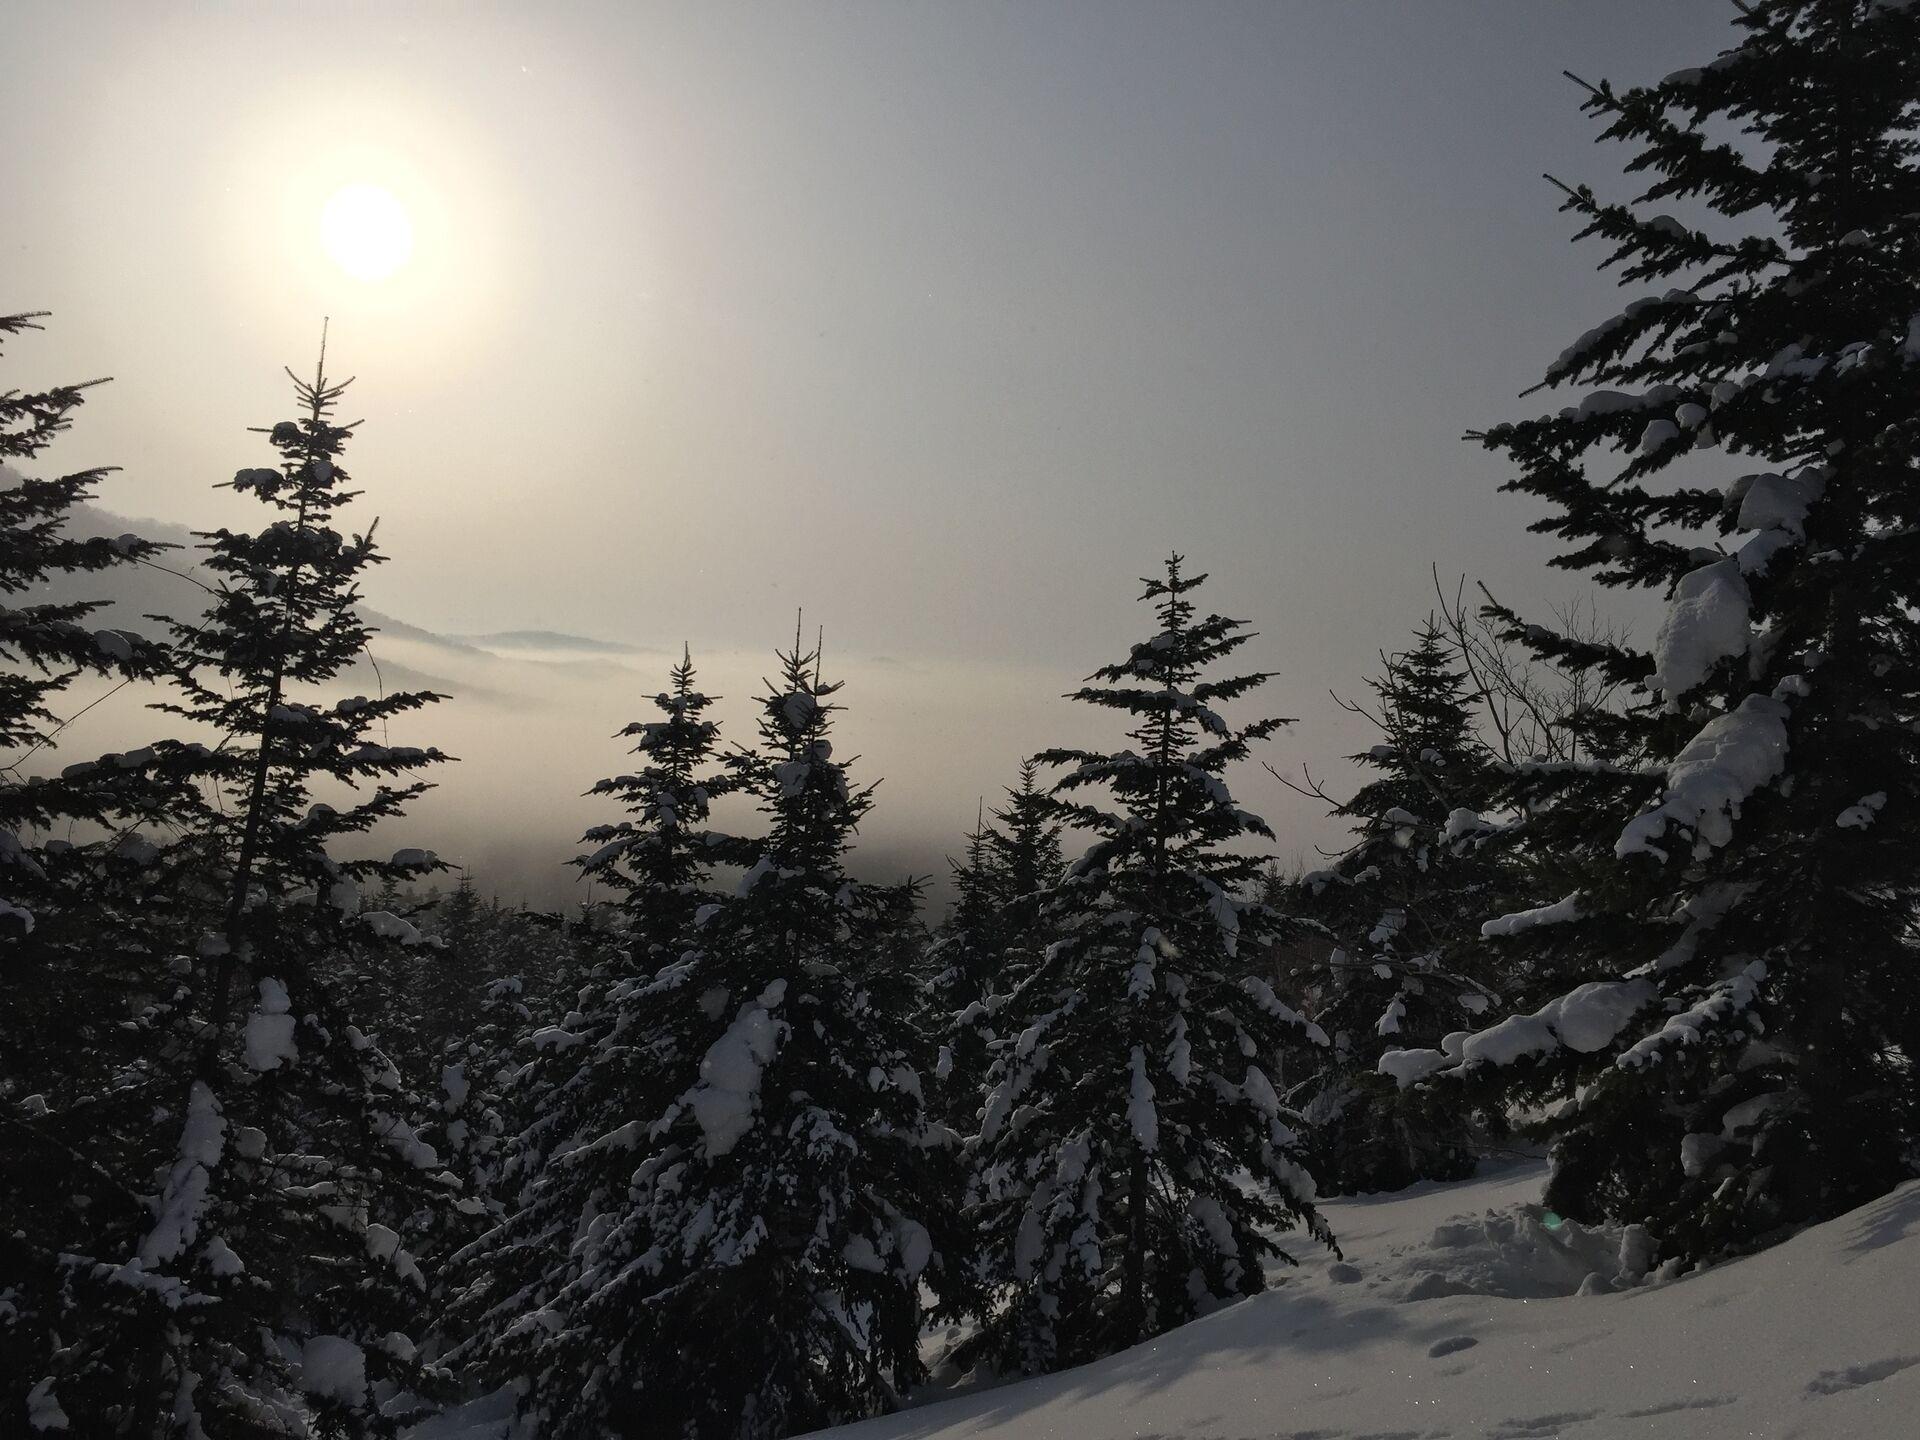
[369,874,498,1083]
[0,311,188,961]
[43,347,461,1437]
[1388,0,1920,1266]
[987,757,1067,979]
[936,810,1004,980]
[438,647,746,1427]
[612,633,943,1437]
[433,871,484,952]
[451,633,943,1439]
[0,314,218,1436]
[0,311,169,762]
[929,765,1067,1141]
[443,901,597,1181]
[367,895,540,1292]
[926,808,1006,1125]
[967,556,1335,1374]
[1290,622,1506,1193]
[577,644,746,962]
[414,879,524,1244]
[402,973,524,1297]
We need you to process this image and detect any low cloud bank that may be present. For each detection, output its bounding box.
[23,506,1342,913]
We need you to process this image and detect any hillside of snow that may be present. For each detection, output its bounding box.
[813,1158,1920,1440]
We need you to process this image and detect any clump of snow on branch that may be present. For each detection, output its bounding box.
[138,1082,226,1267]
[1617,694,1791,860]
[1127,1046,1158,1152]
[1382,979,1656,1084]
[1649,558,1750,703]
[1616,961,1767,1070]
[243,977,298,1071]
[689,980,787,1157]
[1481,893,1584,939]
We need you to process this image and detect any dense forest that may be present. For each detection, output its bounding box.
[5,2,1919,1436]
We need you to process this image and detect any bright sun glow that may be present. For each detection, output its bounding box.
[320,183,415,282]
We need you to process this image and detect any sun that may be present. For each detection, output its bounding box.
[320,183,415,282]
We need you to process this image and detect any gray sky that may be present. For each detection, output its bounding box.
[5,2,1741,903]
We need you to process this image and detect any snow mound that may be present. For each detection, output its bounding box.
[1374,1203,1640,1301]
[815,1162,1920,1440]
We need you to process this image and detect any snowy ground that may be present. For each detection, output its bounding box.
[416,1158,1920,1440]
[824,1158,1920,1440]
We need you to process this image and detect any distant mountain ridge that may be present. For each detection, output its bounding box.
[40,503,639,663]
[448,630,653,657]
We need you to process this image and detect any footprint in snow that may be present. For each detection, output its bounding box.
[1805,1355,1920,1395]
[1427,1335,1478,1358]
[1620,1396,1734,1417]
[1486,1411,1601,1439]
[1327,1262,1364,1284]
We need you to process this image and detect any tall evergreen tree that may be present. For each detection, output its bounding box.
[0,313,209,1436]
[1389,0,1920,1265]
[929,764,1067,1144]
[434,872,484,953]
[0,311,188,965]
[576,648,746,960]
[1292,622,1506,1192]
[380,873,498,1075]
[441,648,745,1434]
[29,345,461,1437]
[451,632,942,1438]
[930,809,1005,1001]
[418,971,525,1273]
[926,807,1006,1127]
[413,874,518,1251]
[968,556,1334,1375]
[0,314,165,761]
[986,758,1066,978]
[620,632,943,1436]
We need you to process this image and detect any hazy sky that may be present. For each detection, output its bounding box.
[6,2,1744,902]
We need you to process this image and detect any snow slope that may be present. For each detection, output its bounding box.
[411,1161,1919,1440]
[819,1159,1920,1440]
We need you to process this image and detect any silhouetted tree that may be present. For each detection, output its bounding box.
[451,630,943,1439]
[1390,0,1920,1266]
[968,557,1335,1374]
[35,344,460,1437]
[0,313,209,1437]
[1290,623,1506,1192]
